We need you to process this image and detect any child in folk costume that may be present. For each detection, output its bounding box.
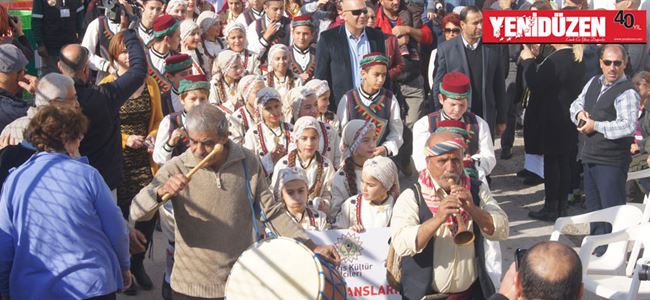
[337,52,403,158]
[229,75,265,144]
[264,44,302,100]
[274,167,330,231]
[161,54,194,115]
[271,116,336,213]
[330,120,378,220]
[244,87,292,177]
[305,79,340,132]
[209,50,245,114]
[166,0,188,21]
[153,75,210,165]
[285,86,341,166]
[224,22,261,76]
[196,11,225,75]
[334,156,399,232]
[180,20,208,76]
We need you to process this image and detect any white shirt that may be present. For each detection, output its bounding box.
[246,16,270,57]
[412,112,496,184]
[243,122,293,176]
[263,73,303,100]
[271,153,336,209]
[335,195,394,230]
[234,8,263,27]
[153,113,186,165]
[461,35,480,50]
[148,47,169,76]
[229,106,257,145]
[292,45,310,70]
[337,88,404,156]
[316,121,341,167]
[81,17,121,83]
[286,208,329,232]
[138,22,154,46]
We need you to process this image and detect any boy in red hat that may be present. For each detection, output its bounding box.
[413,71,496,185]
[147,15,181,94]
[337,52,404,158]
[161,54,194,115]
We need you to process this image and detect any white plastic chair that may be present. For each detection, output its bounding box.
[580,223,650,300]
[550,205,643,275]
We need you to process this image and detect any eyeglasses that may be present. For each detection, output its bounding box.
[602,59,623,67]
[346,8,368,16]
[444,28,461,34]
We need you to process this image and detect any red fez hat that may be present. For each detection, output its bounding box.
[184,74,208,82]
[291,15,312,27]
[153,15,179,36]
[165,53,191,65]
[440,71,470,97]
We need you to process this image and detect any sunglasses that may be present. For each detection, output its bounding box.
[602,59,623,67]
[347,8,368,16]
[444,28,461,33]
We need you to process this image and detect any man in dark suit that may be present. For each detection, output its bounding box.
[315,0,386,111]
[432,6,508,137]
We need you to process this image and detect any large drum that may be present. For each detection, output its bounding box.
[226,237,347,299]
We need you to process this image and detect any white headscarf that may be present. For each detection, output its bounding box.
[196,11,220,34]
[267,44,290,72]
[211,50,240,79]
[165,0,187,14]
[340,119,375,165]
[273,167,309,202]
[362,156,400,198]
[238,74,264,105]
[256,87,281,111]
[304,79,330,97]
[180,19,199,42]
[289,116,321,152]
[283,86,316,122]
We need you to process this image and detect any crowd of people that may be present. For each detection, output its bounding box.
[0,0,648,298]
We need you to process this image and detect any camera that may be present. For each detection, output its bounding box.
[515,248,528,271]
[639,264,650,281]
[100,0,141,25]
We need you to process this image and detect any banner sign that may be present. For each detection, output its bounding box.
[307,228,401,300]
[482,10,647,44]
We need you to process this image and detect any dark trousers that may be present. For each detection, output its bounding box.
[86,292,116,300]
[583,163,628,236]
[172,290,223,300]
[117,200,157,268]
[500,82,518,151]
[543,154,572,215]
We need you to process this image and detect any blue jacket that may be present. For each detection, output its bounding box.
[0,152,130,299]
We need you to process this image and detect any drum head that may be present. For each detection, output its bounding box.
[226,237,323,300]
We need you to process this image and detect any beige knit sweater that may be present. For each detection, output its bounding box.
[130,141,309,298]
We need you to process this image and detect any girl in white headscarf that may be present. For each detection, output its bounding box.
[334,156,399,232]
[196,11,225,72]
[305,79,340,131]
[166,0,188,21]
[271,116,335,214]
[209,50,245,114]
[224,22,261,75]
[229,75,265,144]
[329,120,378,220]
[285,86,341,166]
[274,167,330,231]
[244,87,293,178]
[264,44,302,100]
[180,20,207,76]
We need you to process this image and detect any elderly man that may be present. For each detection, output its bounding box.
[569,44,640,254]
[0,44,37,131]
[1,73,78,143]
[391,131,508,299]
[491,241,583,300]
[413,71,495,184]
[315,0,387,111]
[131,103,339,300]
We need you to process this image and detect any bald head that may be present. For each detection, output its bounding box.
[519,241,583,300]
[58,44,90,79]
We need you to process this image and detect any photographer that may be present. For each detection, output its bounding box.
[32,0,84,75]
[0,6,34,62]
[492,241,583,300]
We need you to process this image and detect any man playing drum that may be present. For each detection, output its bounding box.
[130,103,340,300]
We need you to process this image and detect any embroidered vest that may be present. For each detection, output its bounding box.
[97,16,114,61]
[146,53,172,94]
[427,111,480,155]
[290,47,316,81]
[167,112,189,157]
[346,88,393,145]
[255,17,291,62]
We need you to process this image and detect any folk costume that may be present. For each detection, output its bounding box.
[274,167,330,231]
[243,87,293,177]
[147,15,179,98]
[334,156,399,230]
[160,54,193,115]
[289,16,317,82]
[264,44,303,100]
[337,53,403,157]
[180,20,208,76]
[209,50,242,114]
[305,79,340,131]
[229,75,264,144]
[330,120,375,219]
[271,116,336,213]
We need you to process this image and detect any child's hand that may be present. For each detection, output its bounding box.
[350,224,365,233]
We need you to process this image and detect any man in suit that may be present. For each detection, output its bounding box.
[432,6,508,137]
[315,0,386,111]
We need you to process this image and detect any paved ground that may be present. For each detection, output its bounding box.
[117,134,595,299]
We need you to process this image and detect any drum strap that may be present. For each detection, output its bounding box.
[242,159,277,241]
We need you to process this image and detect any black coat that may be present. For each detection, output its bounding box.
[314,25,386,111]
[76,29,147,190]
[0,88,29,132]
[431,36,508,136]
[522,47,585,155]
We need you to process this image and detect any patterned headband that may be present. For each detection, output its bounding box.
[360,54,388,70]
[423,137,467,157]
[342,120,375,163]
[439,83,471,99]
